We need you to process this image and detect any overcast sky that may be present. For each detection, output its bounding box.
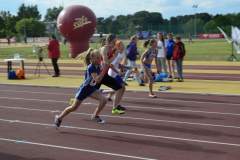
[1,0,240,19]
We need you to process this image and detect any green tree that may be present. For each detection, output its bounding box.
[183,18,205,35]
[96,17,105,33]
[44,6,63,22]
[195,13,212,23]
[0,11,17,38]
[126,22,136,36]
[213,14,231,26]
[0,16,5,37]
[204,20,218,33]
[116,15,132,34]
[16,18,46,37]
[213,15,232,35]
[94,10,240,36]
[17,4,41,20]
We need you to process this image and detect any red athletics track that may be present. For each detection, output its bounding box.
[0,84,240,160]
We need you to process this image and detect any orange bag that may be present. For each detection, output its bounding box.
[16,68,25,79]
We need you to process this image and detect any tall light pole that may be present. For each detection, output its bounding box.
[192,4,198,38]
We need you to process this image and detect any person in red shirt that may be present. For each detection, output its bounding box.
[172,36,186,82]
[48,35,61,77]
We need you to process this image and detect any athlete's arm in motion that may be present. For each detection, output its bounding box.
[141,50,147,64]
[100,46,110,76]
[91,72,104,84]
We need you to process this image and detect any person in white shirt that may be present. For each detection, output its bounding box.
[106,40,126,102]
[108,40,126,83]
[156,32,168,73]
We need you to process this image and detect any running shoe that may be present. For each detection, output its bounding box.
[116,105,126,111]
[112,108,125,115]
[92,116,105,124]
[159,86,172,91]
[149,94,157,98]
[54,115,62,128]
[177,78,184,82]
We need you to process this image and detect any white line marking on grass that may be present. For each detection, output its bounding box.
[1,89,240,106]
[0,137,156,160]
[0,105,240,129]
[0,118,240,148]
[0,96,239,116]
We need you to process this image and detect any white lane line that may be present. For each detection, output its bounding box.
[0,96,239,116]
[185,75,240,79]
[0,105,240,129]
[2,89,240,106]
[0,137,156,160]
[1,89,71,96]
[0,118,240,148]
[3,87,240,97]
[0,96,66,103]
[83,102,240,117]
[124,97,240,107]
[127,105,240,116]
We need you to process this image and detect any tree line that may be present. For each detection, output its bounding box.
[0,3,240,40]
[0,4,63,39]
[97,12,240,37]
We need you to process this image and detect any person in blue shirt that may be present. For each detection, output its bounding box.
[166,33,175,79]
[54,49,107,128]
[124,35,144,86]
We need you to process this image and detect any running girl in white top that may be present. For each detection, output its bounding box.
[108,40,126,84]
[107,40,126,101]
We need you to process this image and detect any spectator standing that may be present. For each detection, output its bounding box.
[173,36,186,82]
[166,33,175,79]
[48,35,61,77]
[156,32,167,73]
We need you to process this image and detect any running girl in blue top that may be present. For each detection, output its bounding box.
[141,39,158,98]
[54,49,107,128]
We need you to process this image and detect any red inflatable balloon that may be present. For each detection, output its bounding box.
[57,5,96,58]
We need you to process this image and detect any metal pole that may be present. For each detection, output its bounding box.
[169,20,171,33]
[192,4,198,38]
[194,14,197,37]
[23,11,26,43]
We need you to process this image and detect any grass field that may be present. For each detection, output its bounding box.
[0,39,239,61]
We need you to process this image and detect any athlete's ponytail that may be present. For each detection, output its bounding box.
[144,39,156,48]
[143,40,150,48]
[85,48,93,65]
[100,38,106,47]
